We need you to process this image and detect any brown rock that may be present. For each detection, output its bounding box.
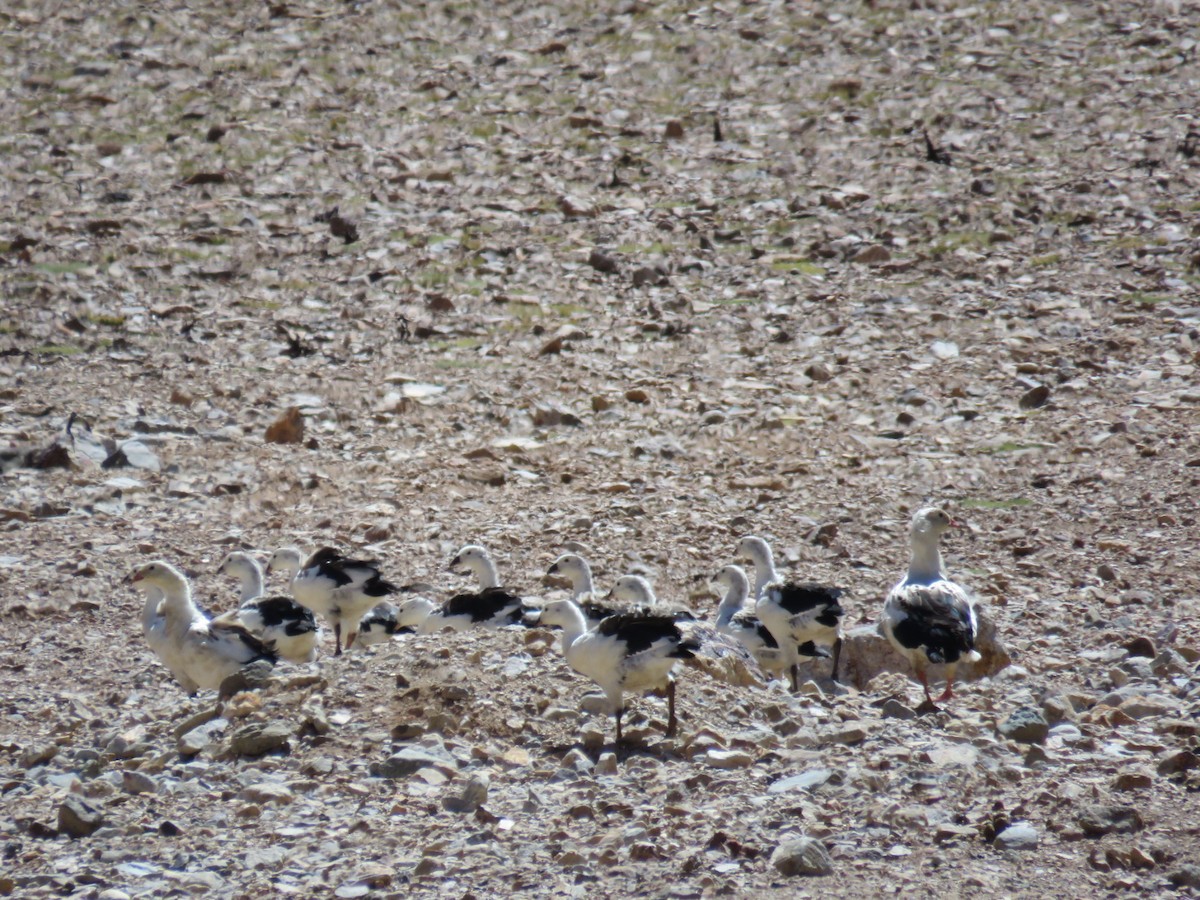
[265,407,304,444]
[58,795,104,838]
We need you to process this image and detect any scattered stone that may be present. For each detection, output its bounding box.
[240,783,295,805]
[1113,770,1154,792]
[219,660,276,699]
[1123,636,1155,658]
[370,746,458,779]
[227,721,291,757]
[20,742,58,769]
[1157,750,1198,776]
[768,769,833,794]
[178,718,228,756]
[58,795,104,838]
[770,836,833,876]
[442,775,488,813]
[880,699,916,720]
[1019,384,1051,410]
[120,771,157,794]
[587,250,618,273]
[265,407,304,444]
[1168,865,1200,889]
[1077,805,1143,837]
[594,752,618,775]
[704,749,754,769]
[999,707,1049,744]
[1119,696,1173,720]
[994,822,1039,850]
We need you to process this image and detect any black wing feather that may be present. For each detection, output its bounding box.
[444,587,522,622]
[774,582,844,620]
[891,602,975,664]
[598,613,692,656]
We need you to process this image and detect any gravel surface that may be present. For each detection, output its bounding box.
[2,1,1199,897]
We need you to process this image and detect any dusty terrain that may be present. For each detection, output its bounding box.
[2,0,1200,897]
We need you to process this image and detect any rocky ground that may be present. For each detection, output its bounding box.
[2,0,1200,896]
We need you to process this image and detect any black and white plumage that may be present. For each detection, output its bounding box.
[215,552,319,664]
[736,535,844,689]
[422,543,534,632]
[267,547,398,655]
[610,574,762,687]
[546,552,631,625]
[880,507,980,705]
[355,601,405,647]
[395,589,532,634]
[128,561,275,693]
[537,598,699,744]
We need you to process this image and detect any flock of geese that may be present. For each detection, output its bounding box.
[127,507,982,744]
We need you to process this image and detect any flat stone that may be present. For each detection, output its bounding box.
[1157,750,1199,776]
[768,769,833,794]
[178,718,228,755]
[998,707,1049,744]
[370,746,459,779]
[20,742,58,769]
[923,745,979,767]
[58,795,104,838]
[227,722,291,757]
[704,749,754,769]
[241,783,295,805]
[1168,865,1200,889]
[880,699,917,720]
[994,821,1039,850]
[1118,696,1173,720]
[770,836,833,876]
[218,660,276,699]
[121,771,157,794]
[822,725,868,745]
[442,775,488,813]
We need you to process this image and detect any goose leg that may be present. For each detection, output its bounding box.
[614,706,623,747]
[334,622,343,657]
[916,664,933,704]
[935,664,957,703]
[830,636,843,683]
[665,679,678,737]
[789,662,799,693]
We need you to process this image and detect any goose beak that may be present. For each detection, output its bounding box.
[448,555,461,570]
[546,563,559,575]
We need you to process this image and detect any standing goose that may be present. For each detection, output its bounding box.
[735,535,844,688]
[215,552,319,664]
[714,564,820,681]
[880,507,980,705]
[128,561,275,693]
[537,598,699,745]
[267,547,398,655]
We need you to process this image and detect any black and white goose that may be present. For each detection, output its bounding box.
[736,535,844,689]
[880,507,980,705]
[128,561,275,693]
[546,552,631,624]
[214,551,319,664]
[413,543,532,631]
[267,547,398,655]
[610,574,762,687]
[537,598,699,745]
[355,601,405,647]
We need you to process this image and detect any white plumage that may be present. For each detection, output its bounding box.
[880,507,980,705]
[713,564,791,678]
[537,598,698,744]
[129,561,275,693]
[214,551,319,664]
[736,535,844,688]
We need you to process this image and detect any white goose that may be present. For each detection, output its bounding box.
[427,544,533,630]
[214,552,319,664]
[138,584,197,693]
[267,547,398,655]
[537,598,699,744]
[880,507,980,705]
[713,564,792,679]
[736,535,845,688]
[128,561,275,693]
[546,553,646,624]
